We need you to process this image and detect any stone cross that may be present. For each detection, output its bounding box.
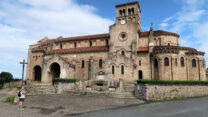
[20,59,28,85]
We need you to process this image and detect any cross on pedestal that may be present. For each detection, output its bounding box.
[20,59,28,85]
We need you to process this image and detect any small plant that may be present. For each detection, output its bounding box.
[137,79,208,85]
[3,96,15,104]
[53,78,76,84]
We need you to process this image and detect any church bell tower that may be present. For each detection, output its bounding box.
[116,1,141,31]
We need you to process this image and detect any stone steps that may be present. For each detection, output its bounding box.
[63,90,137,99]
[26,85,56,95]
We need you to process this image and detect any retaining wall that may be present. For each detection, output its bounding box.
[135,84,208,101]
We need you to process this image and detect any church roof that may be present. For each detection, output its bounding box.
[54,33,110,43]
[139,30,180,38]
[153,46,205,55]
[61,57,75,68]
[38,30,179,46]
[46,46,109,55]
[41,39,56,46]
[32,46,45,52]
[116,1,139,7]
[138,47,149,52]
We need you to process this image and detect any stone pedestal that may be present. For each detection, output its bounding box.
[79,81,83,90]
[118,78,124,92]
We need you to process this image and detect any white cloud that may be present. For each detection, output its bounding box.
[160,0,208,65]
[163,16,174,22]
[160,0,206,33]
[0,0,113,77]
[160,23,169,28]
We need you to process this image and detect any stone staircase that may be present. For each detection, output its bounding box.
[63,85,137,99]
[26,85,56,95]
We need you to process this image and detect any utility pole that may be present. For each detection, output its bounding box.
[20,59,28,85]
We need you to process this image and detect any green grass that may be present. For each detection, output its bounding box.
[3,96,15,104]
[53,78,76,84]
[137,79,208,85]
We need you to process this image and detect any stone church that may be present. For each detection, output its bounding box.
[26,1,207,85]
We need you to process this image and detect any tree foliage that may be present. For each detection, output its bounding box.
[0,72,14,83]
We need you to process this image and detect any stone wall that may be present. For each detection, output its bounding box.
[3,81,22,88]
[54,82,75,93]
[135,84,208,101]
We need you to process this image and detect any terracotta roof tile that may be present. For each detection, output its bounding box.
[46,46,109,55]
[61,57,75,68]
[153,46,204,55]
[139,30,180,38]
[138,47,149,52]
[41,39,55,46]
[55,33,110,43]
[32,47,45,52]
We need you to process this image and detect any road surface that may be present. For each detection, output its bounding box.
[73,97,208,117]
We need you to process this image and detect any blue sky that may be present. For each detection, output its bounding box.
[0,0,208,78]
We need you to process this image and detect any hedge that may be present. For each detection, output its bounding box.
[137,79,208,85]
[53,78,76,84]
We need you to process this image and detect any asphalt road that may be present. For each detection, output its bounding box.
[73,97,208,117]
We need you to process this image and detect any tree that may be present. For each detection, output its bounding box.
[0,72,14,83]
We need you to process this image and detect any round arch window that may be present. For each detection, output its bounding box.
[119,32,127,41]
[121,33,126,38]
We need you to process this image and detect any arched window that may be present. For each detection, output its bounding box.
[139,60,141,66]
[74,42,77,48]
[154,59,158,67]
[105,39,109,46]
[192,59,196,67]
[121,51,125,56]
[119,10,122,16]
[128,8,131,15]
[99,59,103,68]
[131,8,134,14]
[164,57,169,66]
[81,60,85,68]
[175,58,177,66]
[112,66,115,74]
[122,9,126,16]
[139,70,143,79]
[89,41,92,47]
[121,65,124,74]
[168,43,170,46]
[60,43,63,49]
[181,57,185,67]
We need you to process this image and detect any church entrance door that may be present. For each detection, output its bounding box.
[50,63,61,79]
[34,65,42,81]
[138,70,143,80]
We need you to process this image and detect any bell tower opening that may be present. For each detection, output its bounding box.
[116,1,141,31]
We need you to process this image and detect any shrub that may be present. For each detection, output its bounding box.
[137,79,208,85]
[0,85,2,90]
[0,72,14,83]
[3,96,15,104]
[53,78,76,84]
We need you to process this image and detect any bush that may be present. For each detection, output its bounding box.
[137,79,208,85]
[3,96,15,104]
[53,78,76,84]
